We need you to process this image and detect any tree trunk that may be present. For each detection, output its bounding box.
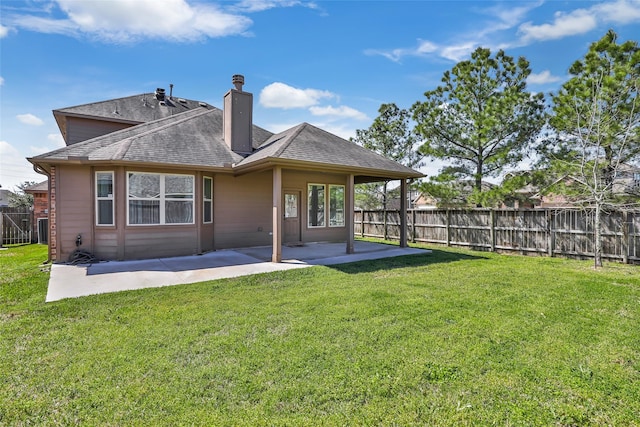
[594,204,603,268]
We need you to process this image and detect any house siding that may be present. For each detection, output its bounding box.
[123,227,198,259]
[50,166,349,262]
[282,170,349,243]
[213,171,273,249]
[66,116,134,145]
[56,165,93,262]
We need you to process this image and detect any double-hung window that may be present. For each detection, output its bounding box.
[96,172,114,226]
[127,172,194,225]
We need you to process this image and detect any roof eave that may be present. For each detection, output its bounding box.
[27,157,235,174]
[232,157,424,181]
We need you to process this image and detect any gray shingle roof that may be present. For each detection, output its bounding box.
[238,123,423,178]
[54,92,208,124]
[34,108,273,169]
[33,104,423,180]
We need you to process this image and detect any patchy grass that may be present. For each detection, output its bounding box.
[1,243,639,426]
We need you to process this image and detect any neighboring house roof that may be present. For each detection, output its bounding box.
[24,180,48,193]
[53,90,208,144]
[31,106,423,182]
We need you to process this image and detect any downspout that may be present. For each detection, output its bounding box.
[32,163,52,263]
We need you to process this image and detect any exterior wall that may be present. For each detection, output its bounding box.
[66,116,134,145]
[95,166,202,261]
[213,171,273,249]
[55,165,93,262]
[282,170,349,243]
[53,165,206,262]
[51,165,351,261]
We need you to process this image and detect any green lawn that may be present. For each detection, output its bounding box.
[1,243,639,426]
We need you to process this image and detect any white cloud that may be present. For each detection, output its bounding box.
[30,134,66,155]
[17,113,45,126]
[440,42,478,62]
[0,76,4,86]
[47,133,66,148]
[365,2,543,63]
[0,24,8,38]
[234,0,317,13]
[0,140,21,158]
[594,0,640,25]
[309,105,369,121]
[259,82,335,109]
[519,9,597,42]
[416,39,438,54]
[517,0,640,44]
[365,39,439,63]
[0,141,44,190]
[527,70,562,85]
[8,0,253,43]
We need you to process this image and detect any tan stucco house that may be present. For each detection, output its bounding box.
[29,75,423,263]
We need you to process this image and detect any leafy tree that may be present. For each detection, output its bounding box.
[351,103,423,210]
[411,47,546,204]
[8,181,36,208]
[541,30,640,267]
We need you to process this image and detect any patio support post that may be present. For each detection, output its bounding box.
[346,174,355,254]
[400,179,408,248]
[272,166,282,263]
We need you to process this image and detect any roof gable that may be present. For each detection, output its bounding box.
[238,123,423,179]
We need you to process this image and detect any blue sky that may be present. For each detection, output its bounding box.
[1,0,640,191]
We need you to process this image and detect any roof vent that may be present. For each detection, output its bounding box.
[232,74,244,91]
[159,101,166,107]
[198,101,208,108]
[155,88,166,101]
[178,98,187,104]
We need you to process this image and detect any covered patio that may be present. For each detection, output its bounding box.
[46,241,429,302]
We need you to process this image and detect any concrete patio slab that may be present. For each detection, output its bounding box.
[46,241,429,302]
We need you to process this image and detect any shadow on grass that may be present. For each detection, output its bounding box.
[329,248,488,275]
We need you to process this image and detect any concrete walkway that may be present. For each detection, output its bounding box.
[46,241,429,302]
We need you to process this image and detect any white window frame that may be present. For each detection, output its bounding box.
[328,184,345,227]
[127,172,195,226]
[203,176,213,224]
[95,171,114,226]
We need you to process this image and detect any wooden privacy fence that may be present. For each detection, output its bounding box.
[355,208,640,264]
[1,207,33,245]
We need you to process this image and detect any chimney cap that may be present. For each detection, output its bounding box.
[232,74,244,91]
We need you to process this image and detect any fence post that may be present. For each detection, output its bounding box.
[0,212,3,248]
[381,209,386,240]
[490,209,496,252]
[622,210,629,264]
[412,209,416,243]
[360,209,364,238]
[446,209,451,247]
[547,209,554,257]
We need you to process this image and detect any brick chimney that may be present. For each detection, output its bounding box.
[223,74,253,155]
